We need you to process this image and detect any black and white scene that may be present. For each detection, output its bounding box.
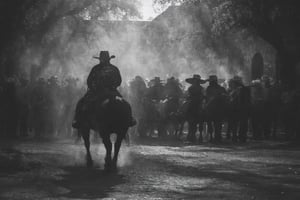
[0,0,300,199]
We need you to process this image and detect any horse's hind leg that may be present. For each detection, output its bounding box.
[81,129,93,167]
[102,134,112,169]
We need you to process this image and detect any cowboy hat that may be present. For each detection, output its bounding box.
[93,51,116,61]
[186,74,206,84]
[150,77,163,83]
[231,76,243,85]
[208,75,218,82]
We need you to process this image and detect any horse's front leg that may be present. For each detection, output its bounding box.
[207,121,214,142]
[178,120,185,138]
[80,129,93,167]
[102,134,112,169]
[198,120,204,143]
[112,130,128,169]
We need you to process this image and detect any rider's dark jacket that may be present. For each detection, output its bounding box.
[206,83,227,102]
[87,62,122,93]
[164,81,183,99]
[147,83,165,101]
[187,84,204,103]
[186,84,204,118]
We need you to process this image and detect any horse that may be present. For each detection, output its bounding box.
[135,98,160,138]
[138,97,183,139]
[156,97,182,138]
[174,100,189,138]
[78,96,134,170]
[203,94,229,142]
[226,86,251,142]
[143,97,183,139]
[185,98,206,143]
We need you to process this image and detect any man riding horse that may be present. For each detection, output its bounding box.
[185,74,207,142]
[206,75,227,143]
[72,51,136,170]
[72,51,135,129]
[227,76,251,142]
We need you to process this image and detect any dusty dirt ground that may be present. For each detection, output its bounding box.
[0,137,299,200]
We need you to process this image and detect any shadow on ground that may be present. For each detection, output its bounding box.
[54,166,127,199]
[132,150,300,199]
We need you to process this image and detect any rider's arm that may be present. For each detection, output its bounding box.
[115,67,122,87]
[87,66,97,90]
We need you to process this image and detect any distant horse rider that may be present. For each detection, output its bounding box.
[185,74,207,142]
[72,51,136,129]
[227,76,251,142]
[164,77,183,115]
[164,77,183,100]
[147,77,165,101]
[206,75,227,143]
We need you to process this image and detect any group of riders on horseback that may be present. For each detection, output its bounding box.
[72,51,274,170]
[128,72,251,144]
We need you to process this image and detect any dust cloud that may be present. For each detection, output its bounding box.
[16,1,275,86]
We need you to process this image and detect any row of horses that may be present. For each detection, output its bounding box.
[135,93,232,142]
[78,89,246,170]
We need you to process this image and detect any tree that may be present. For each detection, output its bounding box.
[154,0,300,85]
[0,0,141,77]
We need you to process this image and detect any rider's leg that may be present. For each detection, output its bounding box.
[122,100,136,127]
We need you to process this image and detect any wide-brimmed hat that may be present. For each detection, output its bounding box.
[186,74,206,84]
[208,75,218,82]
[148,77,163,87]
[93,51,116,61]
[232,76,243,85]
[167,76,177,83]
[152,77,163,83]
[134,75,144,81]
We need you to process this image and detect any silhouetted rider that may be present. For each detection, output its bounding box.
[73,51,134,129]
[87,51,121,96]
[185,74,206,142]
